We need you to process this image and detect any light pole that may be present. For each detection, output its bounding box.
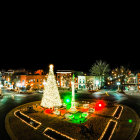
[117,82,120,91]
[96,80,99,90]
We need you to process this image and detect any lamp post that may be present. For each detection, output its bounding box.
[96,80,99,90]
[117,82,120,91]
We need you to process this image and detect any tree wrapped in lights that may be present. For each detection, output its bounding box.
[111,66,131,92]
[41,64,62,108]
[90,60,110,88]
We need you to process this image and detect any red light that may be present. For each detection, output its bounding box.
[95,100,105,111]
[82,108,89,112]
[44,109,53,114]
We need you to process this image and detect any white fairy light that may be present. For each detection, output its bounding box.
[41,64,62,108]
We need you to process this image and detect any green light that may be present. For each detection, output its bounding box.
[66,99,70,103]
[68,112,87,124]
[63,95,71,105]
[81,113,88,118]
[129,119,133,123]
[69,114,74,119]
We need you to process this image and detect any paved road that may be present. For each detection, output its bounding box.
[0,88,42,139]
[0,89,140,139]
[76,90,140,140]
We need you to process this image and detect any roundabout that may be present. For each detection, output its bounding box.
[5,100,140,140]
[4,65,140,140]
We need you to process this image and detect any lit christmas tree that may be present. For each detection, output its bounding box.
[41,64,62,108]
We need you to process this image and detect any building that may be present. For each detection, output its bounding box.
[26,74,47,90]
[14,74,48,90]
[0,72,2,87]
[137,73,140,90]
[56,70,103,90]
[78,76,86,89]
[78,76,101,90]
[56,70,73,88]
[1,69,48,90]
[124,73,137,91]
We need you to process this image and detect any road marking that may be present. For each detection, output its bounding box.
[105,92,109,96]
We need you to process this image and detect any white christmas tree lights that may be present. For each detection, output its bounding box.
[41,64,62,108]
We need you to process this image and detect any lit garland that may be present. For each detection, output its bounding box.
[99,119,118,140]
[112,105,123,119]
[41,64,62,108]
[43,127,75,140]
[14,110,41,129]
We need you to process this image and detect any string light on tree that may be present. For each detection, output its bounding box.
[41,64,62,108]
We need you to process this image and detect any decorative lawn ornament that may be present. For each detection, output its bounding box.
[81,112,88,118]
[60,109,66,115]
[65,113,73,119]
[44,109,53,114]
[88,108,95,113]
[53,110,60,115]
[95,100,106,111]
[128,119,133,123]
[83,104,89,109]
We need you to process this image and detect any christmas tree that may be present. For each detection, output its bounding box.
[41,64,62,108]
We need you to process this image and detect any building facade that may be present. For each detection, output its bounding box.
[56,70,73,88]
[0,69,48,90]
[124,73,137,91]
[137,73,140,90]
[78,76,101,90]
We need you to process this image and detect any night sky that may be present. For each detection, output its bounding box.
[1,11,139,73]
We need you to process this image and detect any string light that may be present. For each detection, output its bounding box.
[41,64,62,108]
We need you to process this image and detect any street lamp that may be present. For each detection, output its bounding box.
[96,80,99,90]
[116,82,120,91]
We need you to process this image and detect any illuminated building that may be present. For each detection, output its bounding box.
[137,73,140,90]
[26,74,47,90]
[56,70,73,88]
[78,75,102,90]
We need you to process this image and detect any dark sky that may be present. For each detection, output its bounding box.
[1,10,139,73]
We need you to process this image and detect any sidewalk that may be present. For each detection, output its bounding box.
[125,91,140,96]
